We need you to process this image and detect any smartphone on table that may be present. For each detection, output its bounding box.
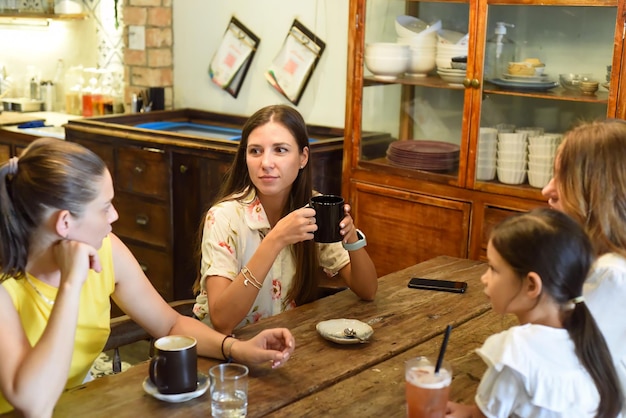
[407,277,468,294]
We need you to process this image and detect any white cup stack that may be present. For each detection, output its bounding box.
[476,127,498,180]
[497,132,528,185]
[527,133,562,188]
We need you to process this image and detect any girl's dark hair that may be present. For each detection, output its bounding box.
[491,208,623,418]
[193,105,319,307]
[0,138,106,281]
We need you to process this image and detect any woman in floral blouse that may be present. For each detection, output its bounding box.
[193,105,377,334]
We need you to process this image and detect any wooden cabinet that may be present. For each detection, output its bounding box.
[0,129,39,163]
[344,0,625,275]
[65,109,347,313]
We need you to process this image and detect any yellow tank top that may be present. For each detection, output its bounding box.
[0,235,116,413]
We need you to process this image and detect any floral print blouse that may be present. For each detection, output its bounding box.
[193,189,350,330]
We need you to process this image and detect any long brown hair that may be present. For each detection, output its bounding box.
[555,119,626,257]
[492,208,623,418]
[193,105,319,307]
[0,138,106,281]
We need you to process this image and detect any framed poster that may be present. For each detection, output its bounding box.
[265,20,326,105]
[208,17,260,98]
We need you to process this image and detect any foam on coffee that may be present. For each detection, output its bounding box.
[154,335,196,351]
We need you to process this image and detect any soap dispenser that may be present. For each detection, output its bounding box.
[484,22,516,81]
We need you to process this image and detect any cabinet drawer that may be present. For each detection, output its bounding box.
[117,146,169,199]
[125,242,173,301]
[480,206,527,259]
[113,193,170,248]
[73,139,115,176]
[352,182,471,276]
[0,144,9,163]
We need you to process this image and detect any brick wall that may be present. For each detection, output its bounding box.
[122,0,173,110]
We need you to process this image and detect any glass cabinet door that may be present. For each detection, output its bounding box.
[358,0,473,187]
[472,2,620,196]
[352,0,622,198]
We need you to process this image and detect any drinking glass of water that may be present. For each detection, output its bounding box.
[209,363,249,417]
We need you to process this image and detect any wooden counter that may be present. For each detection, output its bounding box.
[26,256,514,418]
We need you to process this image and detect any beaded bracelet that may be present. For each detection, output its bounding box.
[221,334,235,362]
[241,266,263,290]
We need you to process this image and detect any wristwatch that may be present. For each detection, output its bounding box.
[342,229,367,251]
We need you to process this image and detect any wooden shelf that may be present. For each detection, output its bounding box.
[0,12,87,20]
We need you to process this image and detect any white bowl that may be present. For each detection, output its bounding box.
[497,142,527,153]
[528,143,558,155]
[437,71,465,84]
[498,132,527,143]
[528,135,562,146]
[364,54,409,80]
[398,36,438,48]
[437,30,467,45]
[406,52,436,77]
[527,155,554,164]
[528,161,553,172]
[497,149,526,160]
[497,159,527,171]
[395,15,429,38]
[476,164,496,181]
[365,42,410,57]
[497,167,527,185]
[528,170,553,188]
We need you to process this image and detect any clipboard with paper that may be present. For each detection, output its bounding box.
[265,20,326,105]
[208,17,260,98]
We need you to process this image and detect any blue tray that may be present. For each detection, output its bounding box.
[134,122,241,140]
[135,121,318,143]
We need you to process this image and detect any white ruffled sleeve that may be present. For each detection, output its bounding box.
[474,326,601,417]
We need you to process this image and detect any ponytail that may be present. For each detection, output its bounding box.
[0,158,29,281]
[563,302,623,418]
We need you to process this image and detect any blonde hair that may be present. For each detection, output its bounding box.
[556,120,626,257]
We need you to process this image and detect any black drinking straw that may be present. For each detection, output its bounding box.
[435,325,453,374]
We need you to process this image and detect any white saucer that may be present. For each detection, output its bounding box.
[142,372,209,403]
[316,318,374,344]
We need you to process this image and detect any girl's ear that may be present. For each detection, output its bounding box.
[53,210,71,239]
[525,272,543,300]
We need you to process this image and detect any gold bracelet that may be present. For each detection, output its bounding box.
[241,266,263,289]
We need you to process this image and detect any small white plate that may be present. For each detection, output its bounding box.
[316,318,374,344]
[143,372,209,403]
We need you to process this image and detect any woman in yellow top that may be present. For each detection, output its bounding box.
[0,138,295,417]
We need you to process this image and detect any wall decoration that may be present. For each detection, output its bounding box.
[265,19,326,105]
[208,17,260,98]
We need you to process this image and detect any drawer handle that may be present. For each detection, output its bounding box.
[136,214,149,226]
[139,263,148,273]
[142,147,165,154]
[179,165,188,174]
[134,165,144,174]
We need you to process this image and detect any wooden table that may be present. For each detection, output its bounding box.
[8,256,513,417]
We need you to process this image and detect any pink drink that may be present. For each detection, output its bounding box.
[405,358,451,418]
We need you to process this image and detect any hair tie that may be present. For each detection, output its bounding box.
[569,295,585,305]
[7,156,18,176]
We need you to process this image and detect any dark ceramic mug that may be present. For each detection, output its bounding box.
[149,335,197,394]
[310,195,344,243]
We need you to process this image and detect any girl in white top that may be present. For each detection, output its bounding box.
[542,120,626,416]
[193,105,377,334]
[446,208,622,418]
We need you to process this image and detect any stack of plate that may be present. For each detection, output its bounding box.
[489,73,559,91]
[437,68,466,85]
[386,140,460,172]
